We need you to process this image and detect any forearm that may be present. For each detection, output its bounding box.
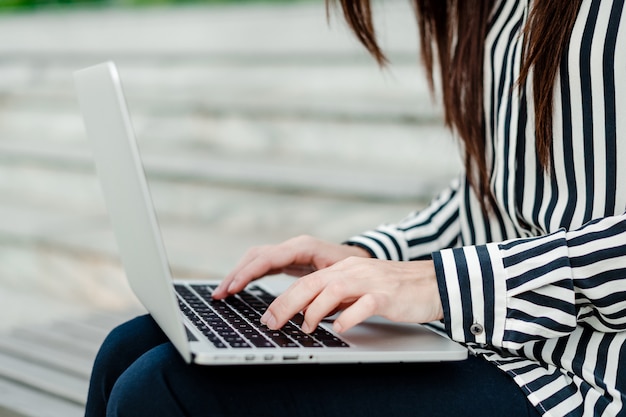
[345,178,463,261]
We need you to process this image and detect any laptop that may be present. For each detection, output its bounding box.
[73,61,468,366]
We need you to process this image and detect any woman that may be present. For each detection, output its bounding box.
[85,0,626,416]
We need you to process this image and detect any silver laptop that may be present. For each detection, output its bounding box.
[73,61,467,366]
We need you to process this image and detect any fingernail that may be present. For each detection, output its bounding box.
[261,312,276,329]
[301,322,311,333]
[333,322,343,333]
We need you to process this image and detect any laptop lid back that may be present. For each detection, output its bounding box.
[74,61,192,363]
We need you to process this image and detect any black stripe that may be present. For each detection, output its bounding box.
[342,241,377,259]
[571,268,626,289]
[515,89,529,226]
[505,329,552,344]
[508,308,575,335]
[452,248,475,342]
[506,257,571,290]
[476,245,496,345]
[544,61,568,231]
[524,380,580,417]
[603,0,624,215]
[498,232,555,251]
[572,328,593,381]
[568,217,626,248]
[515,291,575,316]
[432,251,453,338]
[464,179,478,243]
[592,334,614,414]
[377,230,404,261]
[363,235,391,260]
[570,245,626,269]
[549,336,570,371]
[407,210,459,247]
[499,16,524,216]
[559,45,577,231]
[488,0,521,174]
[531,145,546,233]
[487,0,508,30]
[502,236,566,268]
[399,186,459,231]
[615,338,626,393]
[580,0,602,223]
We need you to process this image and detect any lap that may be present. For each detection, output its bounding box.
[94,315,540,417]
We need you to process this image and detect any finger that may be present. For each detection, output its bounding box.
[215,236,339,299]
[332,293,381,333]
[214,242,300,298]
[261,273,325,329]
[300,280,359,333]
[225,247,304,295]
[213,247,268,298]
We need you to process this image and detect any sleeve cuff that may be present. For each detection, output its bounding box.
[343,229,407,261]
[433,230,576,349]
[433,243,507,346]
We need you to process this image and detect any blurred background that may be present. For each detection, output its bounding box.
[0,0,460,414]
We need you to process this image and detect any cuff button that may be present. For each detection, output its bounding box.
[470,323,484,336]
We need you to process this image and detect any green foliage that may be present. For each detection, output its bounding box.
[0,0,103,7]
[0,0,299,12]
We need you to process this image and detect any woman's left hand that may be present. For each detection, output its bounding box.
[260,257,444,334]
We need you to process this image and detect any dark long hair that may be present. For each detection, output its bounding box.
[328,0,582,208]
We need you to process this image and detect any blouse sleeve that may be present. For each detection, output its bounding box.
[433,212,626,350]
[344,176,463,261]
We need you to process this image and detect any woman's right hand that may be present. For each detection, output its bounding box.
[211,235,371,300]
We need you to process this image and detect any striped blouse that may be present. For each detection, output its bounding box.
[345,0,626,415]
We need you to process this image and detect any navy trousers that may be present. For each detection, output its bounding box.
[85,314,540,417]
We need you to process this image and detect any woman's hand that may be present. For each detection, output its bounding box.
[212,235,370,299]
[260,257,444,334]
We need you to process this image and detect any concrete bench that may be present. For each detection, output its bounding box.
[0,309,143,417]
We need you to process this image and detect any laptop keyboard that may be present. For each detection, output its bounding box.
[175,283,349,349]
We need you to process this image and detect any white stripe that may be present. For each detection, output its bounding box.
[508,298,574,328]
[559,0,592,231]
[368,228,404,260]
[614,4,626,213]
[507,266,571,298]
[499,229,565,257]
[486,242,507,346]
[589,1,613,219]
[464,247,487,344]
[580,333,602,395]
[602,333,626,416]
[440,249,466,341]
[556,327,584,376]
[544,386,583,417]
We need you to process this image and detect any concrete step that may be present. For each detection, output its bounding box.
[0,162,425,272]
[0,57,459,201]
[0,122,460,199]
[0,60,441,122]
[0,2,419,58]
